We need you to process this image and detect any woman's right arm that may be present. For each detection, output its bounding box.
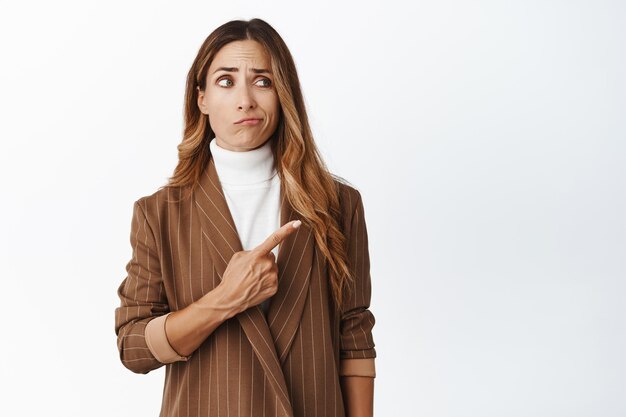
[115,199,174,374]
[116,199,245,370]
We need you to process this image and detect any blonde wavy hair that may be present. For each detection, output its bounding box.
[161,18,355,313]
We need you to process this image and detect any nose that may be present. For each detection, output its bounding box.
[238,84,256,111]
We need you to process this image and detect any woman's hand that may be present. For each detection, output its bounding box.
[216,220,302,315]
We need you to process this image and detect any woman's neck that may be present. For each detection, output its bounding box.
[209,137,276,185]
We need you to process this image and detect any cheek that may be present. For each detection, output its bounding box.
[206,100,227,123]
[204,89,227,113]
[264,95,280,118]
[206,111,226,133]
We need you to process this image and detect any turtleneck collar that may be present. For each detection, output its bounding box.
[209,137,276,186]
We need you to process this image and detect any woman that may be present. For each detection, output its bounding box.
[114,18,377,417]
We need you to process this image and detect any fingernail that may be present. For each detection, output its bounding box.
[293,220,302,228]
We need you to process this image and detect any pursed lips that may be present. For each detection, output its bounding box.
[235,118,262,124]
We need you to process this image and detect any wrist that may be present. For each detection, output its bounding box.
[197,285,242,321]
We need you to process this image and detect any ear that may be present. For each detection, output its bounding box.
[197,86,208,114]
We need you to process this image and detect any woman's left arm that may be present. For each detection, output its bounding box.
[339,188,378,416]
[340,376,374,417]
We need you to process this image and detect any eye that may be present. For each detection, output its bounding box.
[256,78,272,88]
[217,77,233,87]
[216,76,272,88]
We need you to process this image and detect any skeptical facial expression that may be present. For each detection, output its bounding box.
[197,40,280,152]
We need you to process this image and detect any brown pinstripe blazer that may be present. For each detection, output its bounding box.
[114,155,377,417]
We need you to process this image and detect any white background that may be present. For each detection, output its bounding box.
[1,1,624,416]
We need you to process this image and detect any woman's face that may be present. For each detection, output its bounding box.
[198,40,280,152]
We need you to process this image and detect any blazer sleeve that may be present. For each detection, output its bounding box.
[114,198,189,375]
[338,189,377,377]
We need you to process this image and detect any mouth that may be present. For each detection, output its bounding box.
[235,118,262,125]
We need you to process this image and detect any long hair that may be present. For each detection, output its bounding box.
[160,18,355,313]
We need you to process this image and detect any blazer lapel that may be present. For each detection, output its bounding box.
[193,155,314,415]
[267,188,314,365]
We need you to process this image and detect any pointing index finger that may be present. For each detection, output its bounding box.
[253,220,302,255]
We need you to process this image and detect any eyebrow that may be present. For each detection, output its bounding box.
[212,67,272,75]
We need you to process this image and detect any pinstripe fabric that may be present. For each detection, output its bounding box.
[114,156,377,417]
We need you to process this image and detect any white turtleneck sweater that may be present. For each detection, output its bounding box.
[209,137,281,315]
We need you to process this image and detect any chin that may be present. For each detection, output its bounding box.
[217,136,265,151]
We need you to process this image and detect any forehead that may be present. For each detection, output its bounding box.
[209,40,270,69]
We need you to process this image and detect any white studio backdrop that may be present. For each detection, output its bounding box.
[0,1,624,416]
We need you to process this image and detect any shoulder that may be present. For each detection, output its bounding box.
[135,184,188,207]
[333,174,362,202]
[132,185,189,224]
[331,175,365,222]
